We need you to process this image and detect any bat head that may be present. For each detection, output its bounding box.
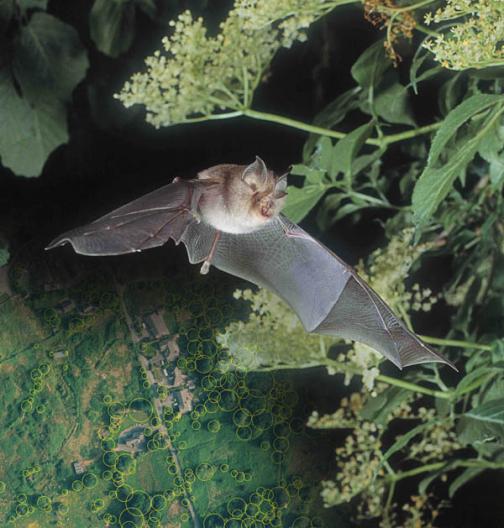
[241,156,288,222]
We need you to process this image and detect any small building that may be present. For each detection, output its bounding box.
[72,461,86,475]
[146,312,169,339]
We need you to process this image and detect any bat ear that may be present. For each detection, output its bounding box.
[274,173,288,198]
[242,156,268,187]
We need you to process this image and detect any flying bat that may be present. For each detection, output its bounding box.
[46,157,455,370]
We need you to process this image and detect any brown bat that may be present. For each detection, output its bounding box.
[46,157,456,370]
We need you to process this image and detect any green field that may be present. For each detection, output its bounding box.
[0,253,338,527]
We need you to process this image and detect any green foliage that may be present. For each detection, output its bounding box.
[412,94,504,228]
[423,0,504,70]
[0,0,503,525]
[89,0,156,57]
[0,7,88,176]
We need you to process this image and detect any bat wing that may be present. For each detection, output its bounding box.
[181,215,455,370]
[46,180,200,256]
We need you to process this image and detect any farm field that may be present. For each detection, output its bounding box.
[0,250,339,528]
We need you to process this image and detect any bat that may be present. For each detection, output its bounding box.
[46,156,456,370]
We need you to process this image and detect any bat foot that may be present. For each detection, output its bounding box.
[200,261,211,275]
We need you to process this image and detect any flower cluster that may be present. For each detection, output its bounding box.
[217,288,335,370]
[363,0,416,63]
[116,1,334,127]
[235,0,347,47]
[401,494,443,528]
[309,394,388,516]
[357,228,436,315]
[423,0,504,70]
[409,408,461,462]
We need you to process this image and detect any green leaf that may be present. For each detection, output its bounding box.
[429,95,502,165]
[449,467,485,498]
[283,184,328,223]
[17,0,47,11]
[331,121,374,179]
[13,12,89,102]
[0,71,68,177]
[478,122,504,187]
[303,88,361,161]
[90,0,140,57]
[289,164,324,185]
[412,96,504,227]
[351,40,390,89]
[455,366,501,397]
[312,136,333,174]
[313,88,362,128]
[377,421,435,475]
[360,386,410,426]
[466,398,504,424]
[374,81,415,126]
[418,466,448,495]
[456,415,504,446]
[438,73,464,117]
[409,46,442,94]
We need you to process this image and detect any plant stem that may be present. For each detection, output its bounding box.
[389,459,504,483]
[322,358,452,399]
[376,373,450,399]
[241,108,441,146]
[419,335,492,352]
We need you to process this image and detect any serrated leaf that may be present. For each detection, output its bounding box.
[412,97,504,227]
[449,467,485,498]
[374,81,415,126]
[0,71,68,177]
[429,94,502,165]
[90,0,137,57]
[13,12,88,102]
[455,366,501,397]
[283,184,327,223]
[351,39,390,89]
[466,398,504,424]
[331,121,374,179]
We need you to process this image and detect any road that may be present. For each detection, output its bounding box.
[113,275,200,528]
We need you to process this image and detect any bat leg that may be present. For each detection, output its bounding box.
[200,230,221,275]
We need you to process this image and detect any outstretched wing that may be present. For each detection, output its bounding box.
[181,214,455,370]
[46,180,200,256]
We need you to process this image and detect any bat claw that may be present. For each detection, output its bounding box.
[200,261,210,275]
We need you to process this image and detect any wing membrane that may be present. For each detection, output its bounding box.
[46,180,198,256]
[182,215,455,370]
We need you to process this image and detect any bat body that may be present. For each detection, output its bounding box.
[46,157,455,370]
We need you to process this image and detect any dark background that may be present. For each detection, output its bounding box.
[0,1,501,526]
